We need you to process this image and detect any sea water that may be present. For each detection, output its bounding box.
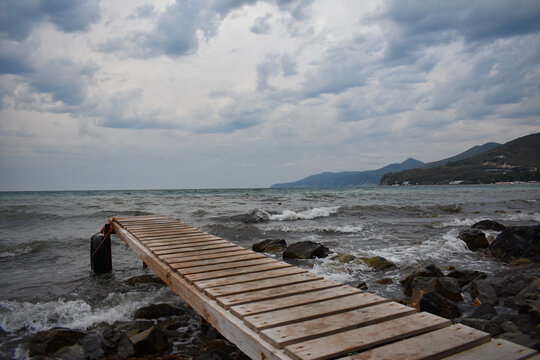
[1,185,539,358]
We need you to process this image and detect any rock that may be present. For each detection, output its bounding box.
[331,253,356,264]
[459,318,501,336]
[490,225,540,263]
[359,256,396,271]
[376,278,393,284]
[197,350,234,360]
[471,303,497,320]
[434,277,463,303]
[446,269,487,288]
[28,328,87,357]
[458,229,489,250]
[355,281,368,291]
[470,279,498,305]
[126,274,164,286]
[513,278,540,315]
[282,241,329,259]
[52,344,85,360]
[472,220,506,231]
[129,326,169,355]
[418,291,461,319]
[80,333,104,359]
[231,209,269,224]
[199,339,238,358]
[134,303,185,319]
[115,320,155,334]
[400,264,444,296]
[252,239,287,253]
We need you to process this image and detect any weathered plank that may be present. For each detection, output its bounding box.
[164,249,253,264]
[142,235,221,245]
[176,257,278,276]
[216,279,342,309]
[186,261,292,283]
[193,267,307,290]
[206,272,322,300]
[230,286,362,318]
[244,292,388,331]
[150,240,233,251]
[167,252,267,269]
[153,242,237,255]
[442,338,537,360]
[284,312,450,360]
[336,324,490,360]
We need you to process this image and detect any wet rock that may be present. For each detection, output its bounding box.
[52,344,85,360]
[446,269,487,288]
[459,318,501,336]
[80,333,104,359]
[490,225,540,263]
[197,350,234,360]
[134,303,185,319]
[355,281,368,291]
[471,303,497,320]
[283,241,329,259]
[156,318,185,331]
[28,327,87,357]
[418,291,461,319]
[126,274,164,286]
[331,253,356,264]
[376,277,393,285]
[400,264,444,296]
[252,239,287,253]
[472,220,506,231]
[359,256,396,271]
[458,229,489,250]
[129,326,169,355]
[231,209,269,224]
[199,339,238,358]
[513,278,540,316]
[492,271,532,297]
[435,277,463,303]
[470,279,498,305]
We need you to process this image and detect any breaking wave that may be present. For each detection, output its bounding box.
[269,206,340,221]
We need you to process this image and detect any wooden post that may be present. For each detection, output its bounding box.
[91,224,112,273]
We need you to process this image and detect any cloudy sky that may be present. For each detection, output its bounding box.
[1,0,539,190]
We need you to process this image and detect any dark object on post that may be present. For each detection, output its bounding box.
[91,223,112,273]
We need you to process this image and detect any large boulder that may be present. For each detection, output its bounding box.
[472,220,506,231]
[359,256,396,271]
[283,241,329,259]
[513,278,540,319]
[400,264,444,296]
[252,239,287,253]
[469,279,498,305]
[446,269,487,288]
[417,291,461,319]
[133,303,185,319]
[128,326,169,355]
[409,277,462,303]
[28,328,87,357]
[458,229,489,250]
[490,225,540,263]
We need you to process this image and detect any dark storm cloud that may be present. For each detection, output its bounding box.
[0,0,100,41]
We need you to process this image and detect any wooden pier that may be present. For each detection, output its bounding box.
[107,215,537,360]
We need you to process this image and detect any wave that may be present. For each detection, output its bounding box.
[269,206,340,221]
[0,288,176,334]
[0,246,32,258]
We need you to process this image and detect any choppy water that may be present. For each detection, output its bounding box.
[1,185,539,358]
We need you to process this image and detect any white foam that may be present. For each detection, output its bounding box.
[0,246,31,258]
[440,218,479,227]
[269,206,340,221]
[0,288,174,334]
[505,212,540,222]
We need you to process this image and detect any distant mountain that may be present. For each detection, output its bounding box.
[422,142,501,169]
[270,158,424,188]
[381,133,540,185]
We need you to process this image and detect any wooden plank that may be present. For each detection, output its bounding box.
[216,279,342,308]
[230,285,362,318]
[186,261,290,282]
[284,312,451,360]
[193,267,307,290]
[260,301,416,349]
[164,249,252,263]
[442,338,537,360]
[336,324,490,360]
[130,228,199,235]
[110,220,294,360]
[143,237,222,247]
[135,230,207,239]
[153,242,237,255]
[151,240,234,251]
[176,257,278,276]
[245,292,388,331]
[206,272,322,300]
[167,252,267,269]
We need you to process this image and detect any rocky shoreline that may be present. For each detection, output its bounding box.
[27,221,539,358]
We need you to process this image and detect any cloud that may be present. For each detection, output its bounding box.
[256,53,297,90]
[0,0,100,41]
[250,13,272,34]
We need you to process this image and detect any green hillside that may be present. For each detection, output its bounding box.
[380,133,540,185]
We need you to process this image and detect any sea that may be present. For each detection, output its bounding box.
[1,185,539,358]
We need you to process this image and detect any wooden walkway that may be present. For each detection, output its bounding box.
[109,215,537,360]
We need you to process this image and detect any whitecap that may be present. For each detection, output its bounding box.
[269,206,340,221]
[440,218,479,227]
[0,246,32,258]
